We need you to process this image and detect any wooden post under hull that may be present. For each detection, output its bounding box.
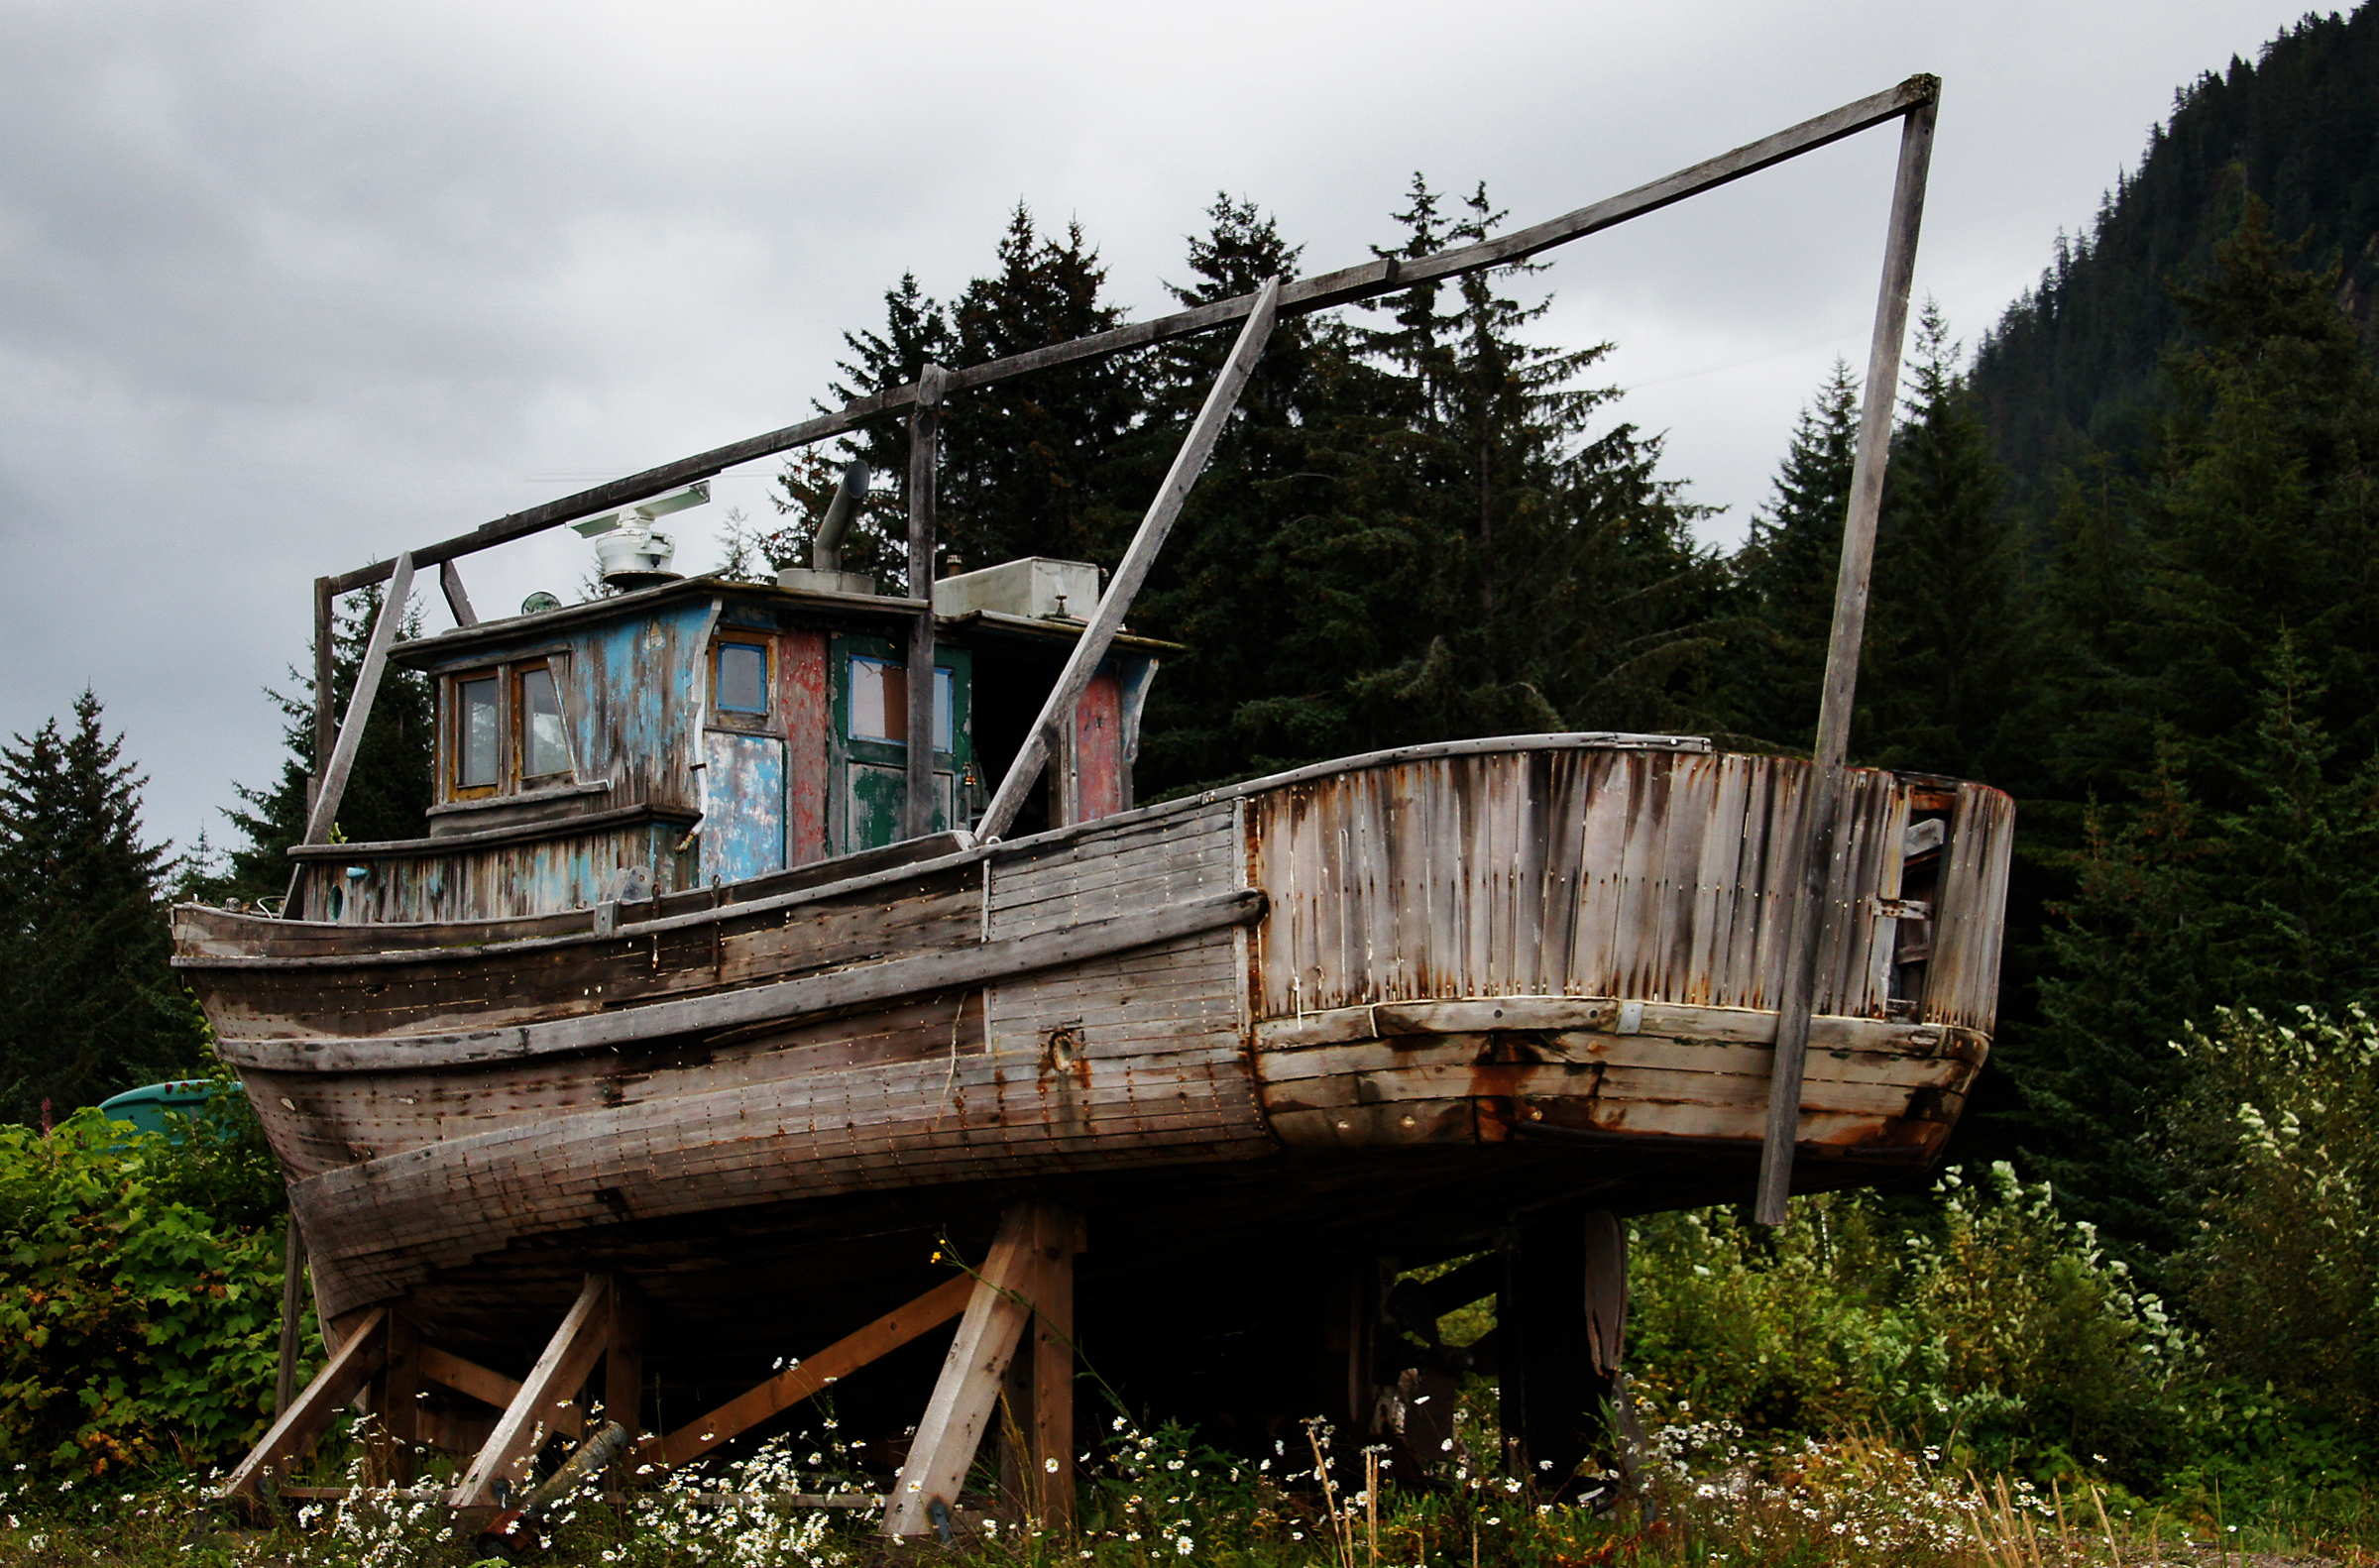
[883,1201,1082,1538]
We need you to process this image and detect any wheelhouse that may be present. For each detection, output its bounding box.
[290,560,1162,924]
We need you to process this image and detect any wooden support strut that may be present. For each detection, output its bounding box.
[275,1217,308,1417]
[450,1274,612,1508]
[438,558,479,627]
[882,1202,1079,1538]
[303,551,412,849]
[1023,1205,1082,1530]
[905,364,947,841]
[316,78,1936,601]
[1755,92,1940,1226]
[642,1272,973,1471]
[222,1306,391,1504]
[975,277,1283,841]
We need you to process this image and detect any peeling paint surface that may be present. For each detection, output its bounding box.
[699,731,786,884]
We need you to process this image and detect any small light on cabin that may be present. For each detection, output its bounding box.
[521,591,562,616]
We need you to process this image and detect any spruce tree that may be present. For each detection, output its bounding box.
[1340,179,1725,746]
[1866,304,2019,781]
[2025,640,2379,1263]
[0,692,208,1122]
[823,206,1147,578]
[1129,195,1403,789]
[1731,361,1860,750]
[2130,196,2379,765]
[819,274,961,593]
[2001,203,2379,1257]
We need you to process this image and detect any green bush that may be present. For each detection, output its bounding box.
[1628,1167,2190,1483]
[2167,1005,2379,1434]
[0,1098,296,1478]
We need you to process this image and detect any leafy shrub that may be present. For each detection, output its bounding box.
[2167,1005,2379,1434]
[1628,1167,2189,1482]
[0,1100,295,1478]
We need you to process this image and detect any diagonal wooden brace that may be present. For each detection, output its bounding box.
[221,1306,390,1505]
[642,1272,972,1472]
[882,1202,1079,1538]
[449,1275,612,1508]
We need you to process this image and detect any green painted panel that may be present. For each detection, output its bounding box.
[828,635,971,853]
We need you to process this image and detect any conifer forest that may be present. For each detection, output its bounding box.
[12,9,2379,1564]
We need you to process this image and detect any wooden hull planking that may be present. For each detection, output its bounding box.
[173,737,2013,1363]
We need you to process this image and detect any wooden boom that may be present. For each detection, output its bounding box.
[319,74,1937,597]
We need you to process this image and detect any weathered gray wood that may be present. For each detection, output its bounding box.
[977,276,1283,840]
[312,577,336,775]
[1253,994,1972,1059]
[283,801,691,862]
[882,1204,1044,1538]
[1757,93,1939,1225]
[289,574,340,915]
[419,1344,522,1410]
[906,363,947,841]
[320,81,1933,597]
[451,1274,610,1508]
[275,1218,307,1416]
[223,1306,389,1503]
[303,552,414,848]
[438,559,479,627]
[214,885,1263,1073]
[645,1273,971,1470]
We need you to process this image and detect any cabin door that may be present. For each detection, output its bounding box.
[699,731,786,882]
[829,635,972,852]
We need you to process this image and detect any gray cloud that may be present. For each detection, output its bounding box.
[0,0,2315,854]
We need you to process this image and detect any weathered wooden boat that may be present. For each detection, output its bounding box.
[177,75,2002,1531]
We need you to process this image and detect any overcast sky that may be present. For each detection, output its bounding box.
[0,0,2327,857]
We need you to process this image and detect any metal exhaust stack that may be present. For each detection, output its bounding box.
[777,460,878,596]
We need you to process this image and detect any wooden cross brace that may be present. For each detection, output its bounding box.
[883,1201,1084,1538]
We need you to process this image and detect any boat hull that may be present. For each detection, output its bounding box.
[174,736,2013,1377]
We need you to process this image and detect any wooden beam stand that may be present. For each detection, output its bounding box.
[274,1218,308,1417]
[904,363,947,841]
[882,1201,1078,1538]
[420,1344,523,1411]
[222,1306,390,1505]
[438,558,479,627]
[1024,1205,1083,1529]
[640,1272,972,1471]
[317,78,1936,601]
[368,1312,420,1485]
[997,1206,1086,1528]
[449,1275,612,1508]
[302,552,413,849]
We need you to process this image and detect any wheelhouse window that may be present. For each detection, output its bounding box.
[518,664,572,780]
[445,657,574,800]
[848,657,954,750]
[715,640,769,716]
[457,676,501,790]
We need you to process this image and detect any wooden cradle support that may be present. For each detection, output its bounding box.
[883,1201,1084,1539]
[219,1204,1084,1531]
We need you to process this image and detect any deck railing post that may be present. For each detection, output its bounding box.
[905,364,947,840]
[1756,92,1939,1226]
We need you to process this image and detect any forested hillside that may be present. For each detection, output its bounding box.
[1971,6,2379,525]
